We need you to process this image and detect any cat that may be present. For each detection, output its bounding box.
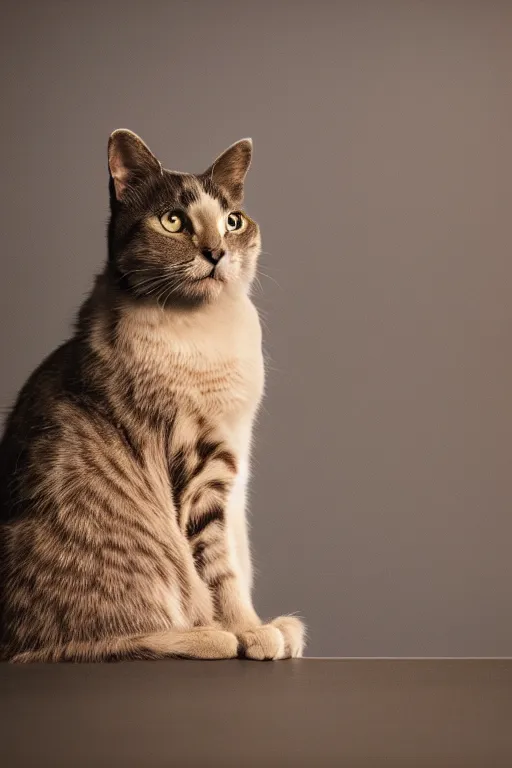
[0,129,305,662]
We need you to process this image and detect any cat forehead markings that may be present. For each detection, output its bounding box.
[188,191,227,239]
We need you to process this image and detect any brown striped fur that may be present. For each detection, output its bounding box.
[0,130,305,662]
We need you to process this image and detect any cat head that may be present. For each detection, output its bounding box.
[107,129,260,307]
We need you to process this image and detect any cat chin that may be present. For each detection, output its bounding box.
[157,277,225,308]
[193,278,226,303]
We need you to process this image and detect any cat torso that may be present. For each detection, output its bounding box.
[0,282,264,653]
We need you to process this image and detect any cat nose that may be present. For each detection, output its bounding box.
[201,246,225,265]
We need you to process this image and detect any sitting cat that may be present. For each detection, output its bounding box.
[0,129,305,662]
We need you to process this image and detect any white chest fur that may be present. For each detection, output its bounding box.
[118,290,265,422]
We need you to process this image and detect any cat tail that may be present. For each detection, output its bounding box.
[9,627,239,663]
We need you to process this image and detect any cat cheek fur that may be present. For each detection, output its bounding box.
[0,130,305,662]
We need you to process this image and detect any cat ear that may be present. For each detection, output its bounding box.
[204,138,253,204]
[108,129,162,201]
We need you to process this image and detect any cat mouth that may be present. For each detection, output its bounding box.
[204,267,227,282]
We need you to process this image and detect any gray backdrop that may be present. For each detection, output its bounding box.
[1,0,511,656]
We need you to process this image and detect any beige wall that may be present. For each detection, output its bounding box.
[1,0,511,655]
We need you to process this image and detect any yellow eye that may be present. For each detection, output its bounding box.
[226,212,245,232]
[161,211,184,233]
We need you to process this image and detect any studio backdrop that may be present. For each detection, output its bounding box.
[1,0,511,656]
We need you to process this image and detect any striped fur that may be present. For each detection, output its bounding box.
[0,130,305,662]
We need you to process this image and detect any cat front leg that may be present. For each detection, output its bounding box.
[188,511,306,658]
[224,519,306,659]
[219,474,306,659]
[190,518,305,659]
[214,558,305,660]
[218,468,305,659]
[183,446,306,659]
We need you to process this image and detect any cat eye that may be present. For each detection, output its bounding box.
[226,212,245,232]
[160,211,185,233]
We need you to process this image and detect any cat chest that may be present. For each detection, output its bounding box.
[166,355,264,415]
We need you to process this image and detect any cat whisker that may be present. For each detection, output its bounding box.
[257,269,282,289]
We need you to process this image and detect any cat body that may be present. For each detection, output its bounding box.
[0,131,304,662]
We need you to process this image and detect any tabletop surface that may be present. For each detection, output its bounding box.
[2,658,512,767]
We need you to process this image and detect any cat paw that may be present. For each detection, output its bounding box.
[237,616,306,660]
[237,624,286,661]
[189,627,240,659]
[271,615,306,658]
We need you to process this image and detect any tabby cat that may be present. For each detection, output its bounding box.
[0,130,305,662]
